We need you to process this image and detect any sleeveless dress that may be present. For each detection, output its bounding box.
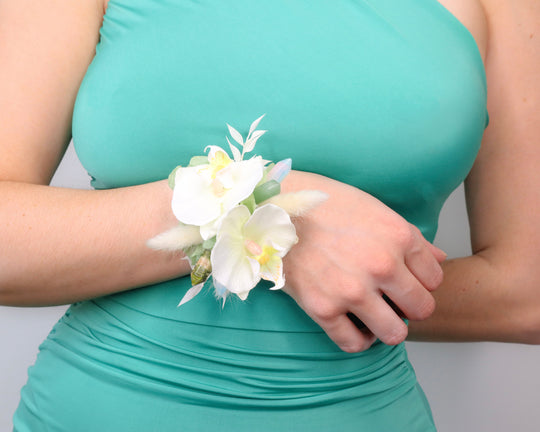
[14,1,488,430]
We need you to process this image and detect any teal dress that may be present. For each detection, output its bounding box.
[14,1,487,430]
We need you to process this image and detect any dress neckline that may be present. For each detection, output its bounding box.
[433,0,487,81]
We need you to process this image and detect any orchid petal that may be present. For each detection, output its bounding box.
[211,206,261,296]
[218,157,264,208]
[246,256,262,280]
[211,235,261,296]
[199,218,221,241]
[218,205,250,237]
[171,167,222,225]
[259,254,285,289]
[171,149,263,231]
[206,145,231,162]
[236,290,250,301]
[243,204,298,254]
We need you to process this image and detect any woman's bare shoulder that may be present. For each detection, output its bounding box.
[0,0,105,184]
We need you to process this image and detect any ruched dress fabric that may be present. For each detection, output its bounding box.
[14,1,488,431]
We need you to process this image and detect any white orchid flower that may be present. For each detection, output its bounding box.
[211,204,298,300]
[146,116,329,308]
[171,146,265,239]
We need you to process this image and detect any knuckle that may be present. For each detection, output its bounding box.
[341,340,368,353]
[342,283,368,305]
[393,222,416,250]
[382,324,408,346]
[368,253,398,280]
[310,300,341,323]
[340,333,376,353]
[410,296,436,321]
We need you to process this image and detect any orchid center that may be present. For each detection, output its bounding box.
[208,150,231,179]
[256,246,277,265]
[244,240,278,266]
[211,178,227,197]
[244,239,262,257]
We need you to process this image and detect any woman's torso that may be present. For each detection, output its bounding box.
[15,1,487,430]
[72,0,487,327]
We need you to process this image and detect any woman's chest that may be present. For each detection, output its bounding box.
[72,0,488,237]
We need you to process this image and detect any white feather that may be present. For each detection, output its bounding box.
[147,224,203,252]
[262,190,328,217]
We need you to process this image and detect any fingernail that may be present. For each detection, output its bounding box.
[437,247,448,260]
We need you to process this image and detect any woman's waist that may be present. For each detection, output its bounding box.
[103,277,328,332]
[52,298,416,408]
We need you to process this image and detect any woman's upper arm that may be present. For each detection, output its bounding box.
[466,0,539,269]
[0,0,105,185]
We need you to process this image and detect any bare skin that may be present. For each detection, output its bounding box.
[0,0,538,352]
[410,0,540,344]
[280,172,446,351]
[0,1,189,306]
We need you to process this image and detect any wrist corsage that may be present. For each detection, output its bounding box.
[148,116,327,305]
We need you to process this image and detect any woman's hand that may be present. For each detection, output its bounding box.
[281,171,446,352]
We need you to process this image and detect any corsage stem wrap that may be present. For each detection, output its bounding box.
[148,116,327,305]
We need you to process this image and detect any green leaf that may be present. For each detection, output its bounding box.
[168,166,182,189]
[202,236,216,250]
[182,243,205,266]
[253,180,281,204]
[188,156,208,167]
[241,194,256,213]
[259,163,275,184]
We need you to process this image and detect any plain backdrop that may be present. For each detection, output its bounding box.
[2,143,539,431]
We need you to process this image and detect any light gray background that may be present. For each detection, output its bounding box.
[2,144,539,431]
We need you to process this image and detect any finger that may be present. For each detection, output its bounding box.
[349,292,409,346]
[425,241,447,263]
[404,234,444,291]
[316,313,377,353]
[381,268,436,322]
[347,295,405,329]
[407,224,446,262]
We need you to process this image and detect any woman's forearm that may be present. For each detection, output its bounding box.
[0,167,445,356]
[0,180,190,306]
[408,252,540,344]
